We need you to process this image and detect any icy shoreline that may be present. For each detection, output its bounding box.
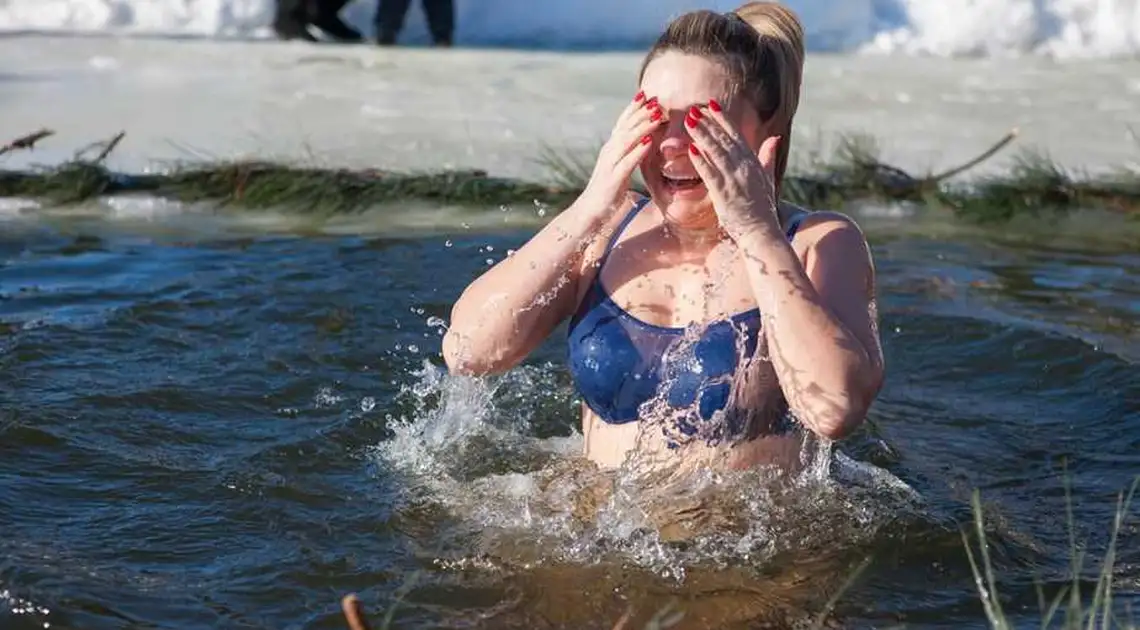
[1,34,1138,182]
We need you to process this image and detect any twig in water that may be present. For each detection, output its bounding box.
[72,131,127,163]
[341,594,374,630]
[339,571,420,630]
[0,128,55,156]
[93,131,126,163]
[925,128,1020,184]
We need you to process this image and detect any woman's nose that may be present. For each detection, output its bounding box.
[656,110,692,157]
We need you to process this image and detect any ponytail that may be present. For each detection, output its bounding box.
[732,2,805,194]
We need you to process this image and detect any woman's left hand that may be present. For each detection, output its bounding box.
[684,100,782,241]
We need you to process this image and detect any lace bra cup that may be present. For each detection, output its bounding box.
[566,197,806,441]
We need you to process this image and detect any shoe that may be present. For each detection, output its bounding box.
[311,14,363,42]
[273,19,318,42]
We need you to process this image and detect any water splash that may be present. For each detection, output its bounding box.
[371,207,931,624]
[1,587,52,629]
[369,359,927,586]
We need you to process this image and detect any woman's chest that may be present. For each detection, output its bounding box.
[601,252,758,330]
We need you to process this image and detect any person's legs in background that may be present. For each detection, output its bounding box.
[309,0,364,42]
[273,0,317,41]
[374,0,413,46]
[421,0,455,47]
[274,0,362,42]
[375,0,454,47]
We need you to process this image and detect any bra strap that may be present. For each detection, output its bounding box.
[597,196,650,268]
[783,209,809,240]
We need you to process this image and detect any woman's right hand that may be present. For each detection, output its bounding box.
[442,92,663,377]
[580,91,664,213]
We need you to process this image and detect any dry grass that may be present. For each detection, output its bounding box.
[2,127,1139,224]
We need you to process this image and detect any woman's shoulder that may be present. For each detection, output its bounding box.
[780,201,867,240]
[573,190,649,281]
[779,202,873,272]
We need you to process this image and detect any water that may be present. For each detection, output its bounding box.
[0,202,1137,629]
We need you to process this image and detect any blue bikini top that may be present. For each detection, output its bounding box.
[566,197,807,443]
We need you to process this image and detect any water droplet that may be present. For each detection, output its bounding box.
[444,240,453,247]
[408,345,419,354]
[486,258,494,266]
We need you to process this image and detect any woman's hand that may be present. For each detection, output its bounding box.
[683,99,782,241]
[580,91,664,213]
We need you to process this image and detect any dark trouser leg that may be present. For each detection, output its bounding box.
[273,0,317,41]
[375,0,413,45]
[421,0,454,46]
[308,0,363,42]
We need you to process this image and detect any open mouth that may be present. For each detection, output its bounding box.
[662,174,704,192]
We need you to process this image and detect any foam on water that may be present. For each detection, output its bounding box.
[0,0,1138,58]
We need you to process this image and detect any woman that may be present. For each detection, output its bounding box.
[442,3,884,476]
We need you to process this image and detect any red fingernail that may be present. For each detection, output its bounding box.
[689,144,700,156]
[644,96,658,108]
[685,115,697,128]
[709,99,721,112]
[651,109,663,122]
[688,106,702,120]
[641,135,652,145]
[634,90,645,102]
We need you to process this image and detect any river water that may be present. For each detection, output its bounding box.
[1,36,1139,630]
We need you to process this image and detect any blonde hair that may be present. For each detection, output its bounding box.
[733,2,805,194]
[637,3,806,193]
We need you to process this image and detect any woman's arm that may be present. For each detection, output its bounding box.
[681,101,884,440]
[443,90,664,376]
[735,213,884,439]
[441,195,630,376]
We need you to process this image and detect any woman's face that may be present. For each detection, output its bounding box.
[637,51,767,231]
